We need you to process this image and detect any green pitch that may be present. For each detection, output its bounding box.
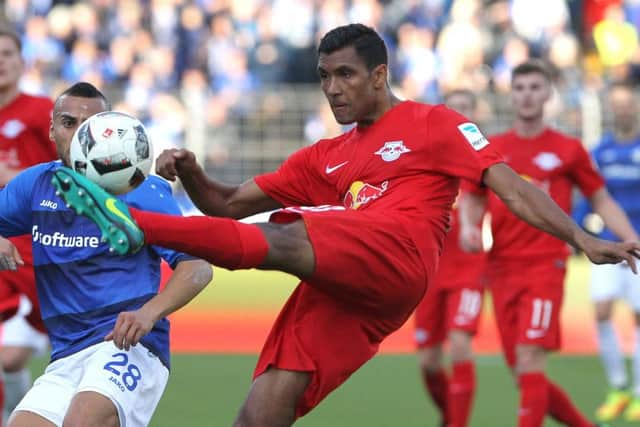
[28,354,633,426]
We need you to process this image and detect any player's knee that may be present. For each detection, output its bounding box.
[1,348,32,372]
[259,222,314,275]
[515,345,546,374]
[419,348,442,373]
[448,331,472,362]
[594,300,613,322]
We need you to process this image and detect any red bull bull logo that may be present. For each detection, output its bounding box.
[343,180,388,209]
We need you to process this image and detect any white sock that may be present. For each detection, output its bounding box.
[4,368,31,415]
[633,327,640,396]
[597,321,627,389]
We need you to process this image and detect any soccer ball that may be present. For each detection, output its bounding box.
[69,111,153,194]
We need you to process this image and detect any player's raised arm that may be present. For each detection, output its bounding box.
[106,259,213,351]
[155,148,281,219]
[483,162,640,270]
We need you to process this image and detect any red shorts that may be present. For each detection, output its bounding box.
[488,257,566,367]
[414,284,484,348]
[255,208,432,418]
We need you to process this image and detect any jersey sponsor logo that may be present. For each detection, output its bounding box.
[343,180,388,209]
[32,225,100,248]
[39,199,58,210]
[0,119,25,139]
[457,123,489,151]
[533,152,562,171]
[374,141,410,162]
[325,161,349,174]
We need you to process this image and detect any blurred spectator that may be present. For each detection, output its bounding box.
[593,3,639,68]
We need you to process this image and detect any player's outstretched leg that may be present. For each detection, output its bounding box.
[51,167,144,255]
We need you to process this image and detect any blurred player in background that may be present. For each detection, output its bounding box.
[460,60,637,427]
[0,82,212,427]
[414,89,487,427]
[0,27,55,421]
[573,82,640,422]
[52,25,640,427]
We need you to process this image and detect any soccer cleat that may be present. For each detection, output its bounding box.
[624,397,640,421]
[51,167,144,255]
[595,389,631,422]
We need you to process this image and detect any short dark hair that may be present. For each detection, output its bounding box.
[56,82,111,110]
[511,59,553,83]
[0,27,21,52]
[318,24,387,71]
[443,89,477,110]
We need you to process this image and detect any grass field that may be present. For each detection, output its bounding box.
[28,353,635,426]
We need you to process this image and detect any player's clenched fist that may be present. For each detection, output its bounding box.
[105,309,156,351]
[0,235,23,271]
[155,148,198,182]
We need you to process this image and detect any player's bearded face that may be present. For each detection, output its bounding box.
[511,73,551,121]
[50,96,108,166]
[318,47,378,125]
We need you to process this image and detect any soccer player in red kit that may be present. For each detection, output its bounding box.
[414,89,487,427]
[51,25,640,427]
[0,27,55,418]
[460,60,638,427]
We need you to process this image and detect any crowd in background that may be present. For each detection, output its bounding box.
[2,0,640,175]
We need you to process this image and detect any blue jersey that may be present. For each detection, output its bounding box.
[0,161,194,368]
[576,133,640,241]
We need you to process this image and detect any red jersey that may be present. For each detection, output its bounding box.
[255,101,502,259]
[0,93,56,258]
[476,128,604,260]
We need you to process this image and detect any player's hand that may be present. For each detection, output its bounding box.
[0,236,23,271]
[155,148,197,182]
[105,309,156,351]
[459,224,483,253]
[581,237,640,274]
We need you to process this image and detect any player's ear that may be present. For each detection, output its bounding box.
[372,64,387,90]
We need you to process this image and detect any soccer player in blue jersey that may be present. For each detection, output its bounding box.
[0,82,212,427]
[574,82,640,423]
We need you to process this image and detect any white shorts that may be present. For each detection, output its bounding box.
[14,341,169,427]
[591,263,640,311]
[0,295,48,356]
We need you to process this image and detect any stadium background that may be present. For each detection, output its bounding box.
[4,0,640,425]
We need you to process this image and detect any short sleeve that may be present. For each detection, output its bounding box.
[0,164,48,236]
[426,106,503,184]
[570,143,605,197]
[254,144,324,206]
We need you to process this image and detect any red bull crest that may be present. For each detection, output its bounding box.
[343,180,388,209]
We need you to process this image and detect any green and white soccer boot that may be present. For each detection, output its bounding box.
[51,166,144,255]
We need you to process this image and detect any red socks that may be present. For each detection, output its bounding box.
[518,372,548,427]
[518,373,593,427]
[423,369,449,424]
[448,361,476,427]
[547,380,593,427]
[131,210,269,270]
